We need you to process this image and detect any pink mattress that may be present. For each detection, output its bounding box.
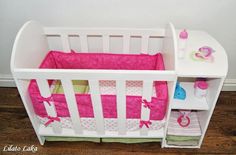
[28,51,168,120]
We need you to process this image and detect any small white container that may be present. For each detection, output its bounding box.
[194,80,208,98]
[178,29,188,59]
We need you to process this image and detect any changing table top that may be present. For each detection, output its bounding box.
[176,30,228,77]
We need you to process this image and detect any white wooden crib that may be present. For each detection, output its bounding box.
[11,21,228,148]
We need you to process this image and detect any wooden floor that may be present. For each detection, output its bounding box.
[0,88,235,155]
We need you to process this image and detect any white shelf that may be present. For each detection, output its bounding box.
[164,143,200,148]
[171,82,209,110]
[176,30,228,77]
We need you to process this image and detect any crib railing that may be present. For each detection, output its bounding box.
[11,21,178,144]
[14,69,176,137]
[44,28,165,54]
[44,26,176,72]
[11,21,176,71]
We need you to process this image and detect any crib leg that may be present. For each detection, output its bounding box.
[37,135,45,145]
[15,79,47,145]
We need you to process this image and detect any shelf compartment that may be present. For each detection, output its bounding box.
[166,111,201,148]
[171,82,209,110]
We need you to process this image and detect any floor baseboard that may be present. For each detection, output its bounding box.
[0,74,16,87]
[222,79,236,91]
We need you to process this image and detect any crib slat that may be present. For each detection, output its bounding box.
[88,80,105,134]
[80,35,88,51]
[36,79,62,134]
[141,35,149,54]
[116,80,126,135]
[140,80,153,136]
[61,79,83,134]
[123,35,130,53]
[103,35,110,52]
[61,34,71,52]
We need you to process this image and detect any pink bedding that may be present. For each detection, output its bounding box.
[28,51,168,120]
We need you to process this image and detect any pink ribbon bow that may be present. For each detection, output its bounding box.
[142,99,155,109]
[44,116,61,126]
[139,120,152,128]
[37,95,53,106]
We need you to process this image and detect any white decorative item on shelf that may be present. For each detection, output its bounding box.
[194,79,208,98]
[177,110,191,128]
[178,29,188,59]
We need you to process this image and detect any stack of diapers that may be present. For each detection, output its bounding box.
[166,111,201,146]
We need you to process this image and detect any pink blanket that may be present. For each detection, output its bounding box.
[28,51,168,120]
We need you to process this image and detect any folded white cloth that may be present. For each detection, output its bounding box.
[167,140,199,146]
[167,111,201,136]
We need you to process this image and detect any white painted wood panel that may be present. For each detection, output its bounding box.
[61,79,83,134]
[140,80,153,136]
[103,35,110,52]
[16,79,45,145]
[14,69,176,81]
[123,35,130,53]
[44,27,165,37]
[176,30,228,77]
[162,23,177,71]
[88,80,105,134]
[116,80,126,135]
[36,79,62,134]
[197,78,224,147]
[61,34,71,52]
[80,35,88,51]
[11,21,49,69]
[141,35,149,54]
[161,80,177,148]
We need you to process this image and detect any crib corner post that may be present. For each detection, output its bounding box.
[161,77,178,148]
[14,78,47,145]
[37,135,46,145]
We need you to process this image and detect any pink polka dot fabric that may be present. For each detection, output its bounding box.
[28,51,168,120]
[38,116,165,131]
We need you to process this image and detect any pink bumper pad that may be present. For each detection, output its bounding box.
[29,51,168,120]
